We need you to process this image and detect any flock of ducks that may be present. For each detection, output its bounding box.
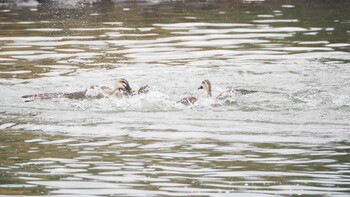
[22,78,256,105]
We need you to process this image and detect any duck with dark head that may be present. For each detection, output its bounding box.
[22,78,138,102]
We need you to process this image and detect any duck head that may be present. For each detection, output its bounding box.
[115,78,134,95]
[198,80,212,97]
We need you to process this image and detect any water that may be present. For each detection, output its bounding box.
[0,0,350,196]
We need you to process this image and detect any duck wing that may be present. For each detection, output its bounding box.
[138,85,149,94]
[63,90,88,99]
[215,88,234,100]
[234,88,258,95]
[216,87,257,100]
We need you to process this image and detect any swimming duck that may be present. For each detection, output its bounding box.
[178,79,257,106]
[177,80,213,105]
[198,79,257,100]
[90,78,134,98]
[22,78,134,102]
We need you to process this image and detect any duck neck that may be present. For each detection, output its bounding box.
[205,86,212,97]
[207,91,212,97]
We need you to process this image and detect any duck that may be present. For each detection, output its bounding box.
[177,81,205,106]
[177,80,213,105]
[22,78,135,102]
[178,79,257,106]
[199,79,257,100]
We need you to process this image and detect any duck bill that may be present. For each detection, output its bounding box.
[130,88,136,96]
[125,85,135,96]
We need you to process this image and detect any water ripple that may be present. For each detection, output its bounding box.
[0,0,349,196]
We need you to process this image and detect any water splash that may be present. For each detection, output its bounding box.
[291,89,350,109]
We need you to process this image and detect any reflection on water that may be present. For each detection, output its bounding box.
[1,131,350,196]
[0,0,350,196]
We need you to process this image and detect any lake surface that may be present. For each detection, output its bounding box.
[0,0,350,196]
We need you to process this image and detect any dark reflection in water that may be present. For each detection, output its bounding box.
[1,130,350,196]
[0,0,349,79]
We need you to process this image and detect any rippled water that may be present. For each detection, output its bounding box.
[0,0,350,196]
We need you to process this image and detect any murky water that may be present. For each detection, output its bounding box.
[1,0,350,196]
